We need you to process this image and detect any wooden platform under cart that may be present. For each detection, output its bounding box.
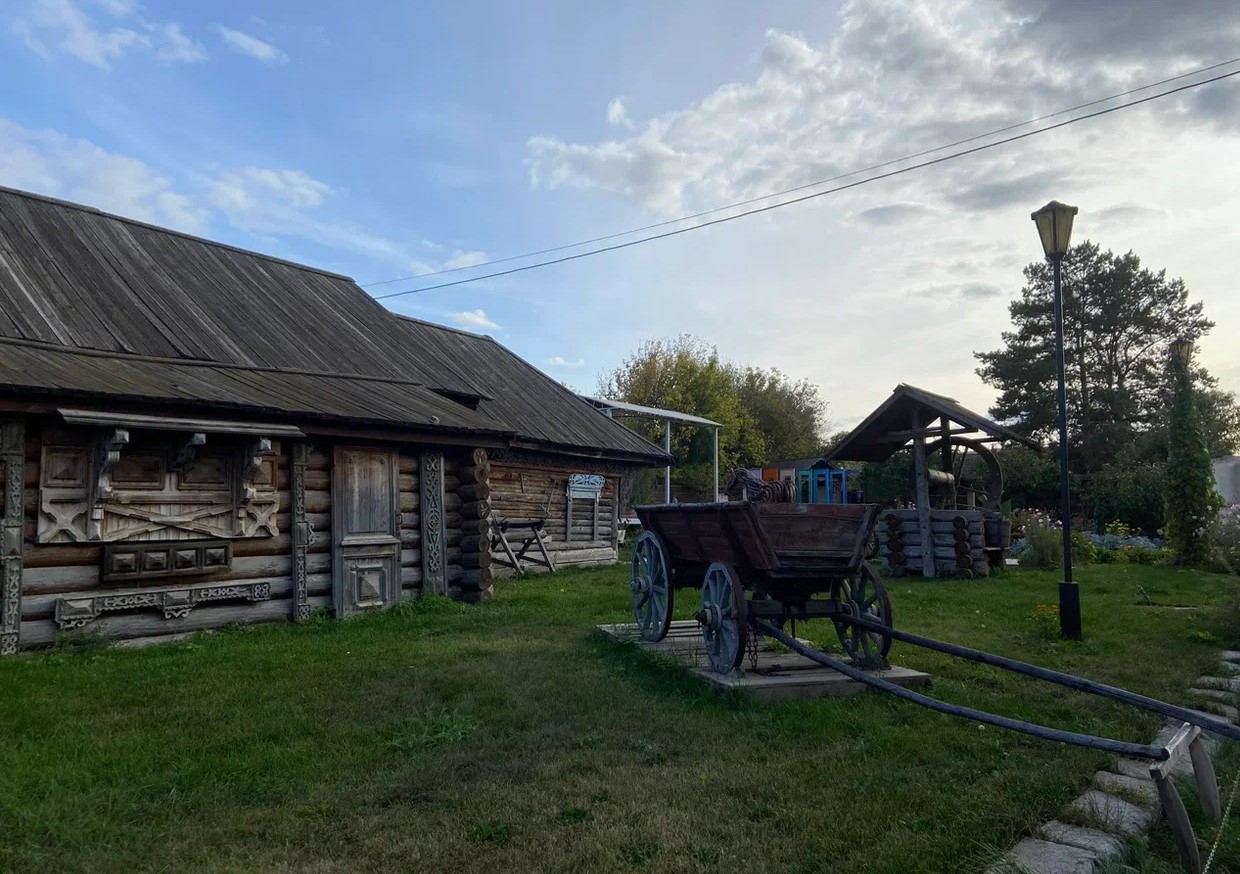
[599,620,931,702]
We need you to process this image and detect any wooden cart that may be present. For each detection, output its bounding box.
[630,502,892,673]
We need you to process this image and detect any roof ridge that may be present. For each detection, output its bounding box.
[0,184,356,283]
[0,334,488,391]
[391,312,493,340]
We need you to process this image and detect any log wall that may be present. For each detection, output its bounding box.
[4,417,495,651]
[17,417,333,648]
[877,509,990,577]
[489,458,620,574]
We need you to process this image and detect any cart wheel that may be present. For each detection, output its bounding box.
[832,562,893,669]
[631,531,673,641]
[697,562,748,674]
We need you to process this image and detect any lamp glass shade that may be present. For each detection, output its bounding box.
[1170,337,1193,368]
[1031,200,1078,259]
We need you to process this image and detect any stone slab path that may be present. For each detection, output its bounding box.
[989,650,1236,873]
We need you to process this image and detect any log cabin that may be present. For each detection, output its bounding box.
[0,186,665,653]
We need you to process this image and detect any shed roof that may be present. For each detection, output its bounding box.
[0,186,666,461]
[578,396,723,427]
[825,384,1038,463]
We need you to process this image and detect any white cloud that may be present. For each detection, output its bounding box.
[606,96,633,128]
[545,356,585,367]
[524,1,1240,423]
[442,250,488,270]
[0,116,207,232]
[210,24,288,64]
[208,167,333,212]
[12,0,206,69]
[449,309,499,331]
[148,22,206,63]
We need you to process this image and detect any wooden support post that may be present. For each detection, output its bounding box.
[1,421,24,655]
[1153,771,1202,873]
[1190,733,1221,820]
[290,441,310,621]
[664,418,672,503]
[911,412,936,578]
[940,417,953,509]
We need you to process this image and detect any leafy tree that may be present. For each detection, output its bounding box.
[598,335,765,497]
[735,367,828,462]
[992,445,1063,515]
[599,335,830,499]
[1165,344,1223,563]
[975,241,1233,471]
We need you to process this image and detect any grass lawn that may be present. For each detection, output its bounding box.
[2,562,1239,873]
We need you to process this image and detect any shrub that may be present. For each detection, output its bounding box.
[1070,530,1097,564]
[1095,547,1122,564]
[1089,460,1167,534]
[1207,503,1240,573]
[1104,520,1136,537]
[1018,514,1063,570]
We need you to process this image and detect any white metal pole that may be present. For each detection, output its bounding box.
[664,418,672,503]
[712,427,719,501]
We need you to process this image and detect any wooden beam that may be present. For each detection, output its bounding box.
[910,411,936,578]
[879,425,975,442]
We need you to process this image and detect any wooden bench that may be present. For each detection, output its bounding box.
[490,517,556,575]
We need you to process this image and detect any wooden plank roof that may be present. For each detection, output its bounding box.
[825,384,1039,463]
[0,186,666,461]
[392,317,666,460]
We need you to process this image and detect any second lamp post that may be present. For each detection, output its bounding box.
[1031,199,1082,640]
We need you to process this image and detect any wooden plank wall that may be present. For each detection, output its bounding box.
[876,508,990,578]
[18,419,331,647]
[490,459,618,573]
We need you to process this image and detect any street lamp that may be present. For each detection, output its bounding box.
[1031,199,1081,640]
[1169,336,1194,370]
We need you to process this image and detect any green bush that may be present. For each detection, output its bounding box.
[1095,547,1122,564]
[1018,517,1063,570]
[1089,460,1167,534]
[1070,530,1097,564]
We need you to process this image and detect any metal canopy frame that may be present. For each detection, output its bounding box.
[579,396,723,501]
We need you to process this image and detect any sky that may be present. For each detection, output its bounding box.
[2,0,1240,431]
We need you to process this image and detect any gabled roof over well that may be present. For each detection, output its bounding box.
[0,186,665,461]
[825,383,1038,463]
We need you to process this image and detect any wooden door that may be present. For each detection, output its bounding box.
[332,447,401,616]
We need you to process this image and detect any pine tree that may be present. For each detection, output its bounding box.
[1165,343,1223,564]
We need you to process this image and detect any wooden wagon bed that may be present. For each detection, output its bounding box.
[630,501,890,674]
[634,502,879,577]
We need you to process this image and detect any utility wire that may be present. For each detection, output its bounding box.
[375,65,1240,301]
[361,57,1240,290]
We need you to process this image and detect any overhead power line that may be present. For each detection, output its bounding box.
[374,63,1240,302]
[361,56,1240,290]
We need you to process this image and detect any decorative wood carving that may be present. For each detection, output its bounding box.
[420,450,447,595]
[94,428,130,508]
[1,421,24,656]
[38,434,280,543]
[54,580,271,629]
[290,441,310,621]
[240,437,273,502]
[172,433,206,471]
[103,540,232,582]
[566,473,605,543]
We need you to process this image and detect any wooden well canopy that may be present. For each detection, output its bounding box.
[826,384,1039,579]
[826,384,1036,464]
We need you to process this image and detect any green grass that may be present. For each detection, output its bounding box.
[1,563,1238,872]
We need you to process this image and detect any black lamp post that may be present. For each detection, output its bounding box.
[1031,200,1082,640]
